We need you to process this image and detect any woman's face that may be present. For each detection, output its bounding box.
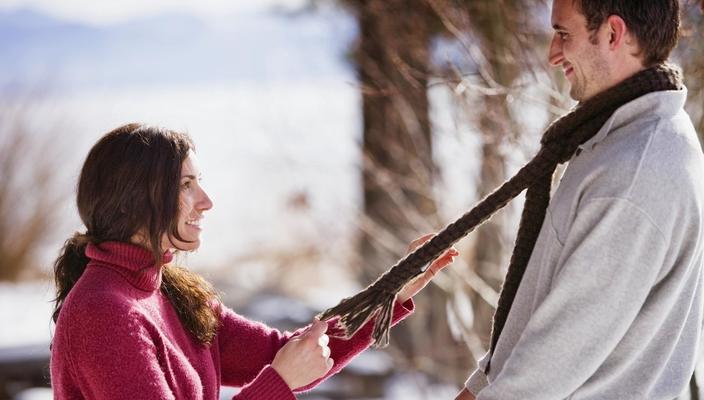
[163,151,213,252]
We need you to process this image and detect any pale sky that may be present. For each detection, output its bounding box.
[0,0,309,25]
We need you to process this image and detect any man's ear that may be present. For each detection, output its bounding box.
[605,14,628,49]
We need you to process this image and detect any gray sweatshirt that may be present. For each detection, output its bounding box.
[466,88,704,400]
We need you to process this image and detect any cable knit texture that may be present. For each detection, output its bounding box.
[50,241,414,399]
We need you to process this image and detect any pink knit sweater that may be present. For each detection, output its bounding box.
[50,241,413,399]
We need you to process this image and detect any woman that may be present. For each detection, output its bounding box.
[50,123,458,399]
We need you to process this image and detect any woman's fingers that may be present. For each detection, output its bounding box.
[408,234,459,266]
[271,319,334,389]
[428,247,459,274]
[318,332,331,360]
[310,322,331,367]
[306,318,328,337]
[408,233,434,252]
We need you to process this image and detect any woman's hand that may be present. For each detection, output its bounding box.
[271,319,333,389]
[397,233,459,303]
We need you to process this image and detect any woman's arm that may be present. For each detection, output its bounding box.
[217,298,414,394]
[455,388,476,400]
[295,298,415,392]
[219,233,457,396]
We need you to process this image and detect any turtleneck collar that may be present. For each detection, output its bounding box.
[86,241,174,292]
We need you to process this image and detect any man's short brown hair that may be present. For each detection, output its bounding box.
[574,0,680,66]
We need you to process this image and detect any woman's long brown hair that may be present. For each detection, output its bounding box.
[52,123,220,345]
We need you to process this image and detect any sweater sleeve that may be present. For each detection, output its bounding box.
[297,298,415,392]
[218,299,414,396]
[64,300,177,400]
[216,307,295,398]
[476,198,668,399]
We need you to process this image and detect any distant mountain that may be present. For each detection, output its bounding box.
[0,8,71,30]
[0,8,358,89]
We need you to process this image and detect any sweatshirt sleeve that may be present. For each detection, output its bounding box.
[476,198,668,399]
[218,299,414,396]
[464,352,490,396]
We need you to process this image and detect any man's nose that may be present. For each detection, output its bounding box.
[548,35,564,67]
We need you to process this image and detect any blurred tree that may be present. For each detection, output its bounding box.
[450,0,551,351]
[454,0,524,353]
[339,0,555,387]
[680,0,704,148]
[0,102,67,281]
[343,0,473,385]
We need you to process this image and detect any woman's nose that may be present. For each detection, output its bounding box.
[198,189,213,211]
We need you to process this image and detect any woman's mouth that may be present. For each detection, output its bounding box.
[185,218,202,230]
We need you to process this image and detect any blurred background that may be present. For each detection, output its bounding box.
[0,0,702,399]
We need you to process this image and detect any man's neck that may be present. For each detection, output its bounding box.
[610,58,648,91]
[585,59,647,102]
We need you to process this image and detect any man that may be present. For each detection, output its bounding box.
[456,0,704,399]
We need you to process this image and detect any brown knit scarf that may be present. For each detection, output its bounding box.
[318,63,683,355]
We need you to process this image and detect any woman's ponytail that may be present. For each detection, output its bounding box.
[52,232,91,323]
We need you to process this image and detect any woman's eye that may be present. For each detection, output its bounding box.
[182,181,192,190]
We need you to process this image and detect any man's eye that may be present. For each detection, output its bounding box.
[558,32,568,40]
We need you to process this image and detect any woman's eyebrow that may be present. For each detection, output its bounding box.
[181,174,197,180]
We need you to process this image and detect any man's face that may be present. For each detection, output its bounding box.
[549,0,611,101]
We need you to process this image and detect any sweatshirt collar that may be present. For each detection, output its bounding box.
[578,87,688,153]
[86,241,173,292]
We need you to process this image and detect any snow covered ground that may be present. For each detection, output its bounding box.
[0,283,54,348]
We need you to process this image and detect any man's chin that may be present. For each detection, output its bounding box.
[568,86,584,102]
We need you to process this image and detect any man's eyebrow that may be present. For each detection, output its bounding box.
[553,23,568,31]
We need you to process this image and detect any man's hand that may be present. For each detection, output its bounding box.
[455,388,476,400]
